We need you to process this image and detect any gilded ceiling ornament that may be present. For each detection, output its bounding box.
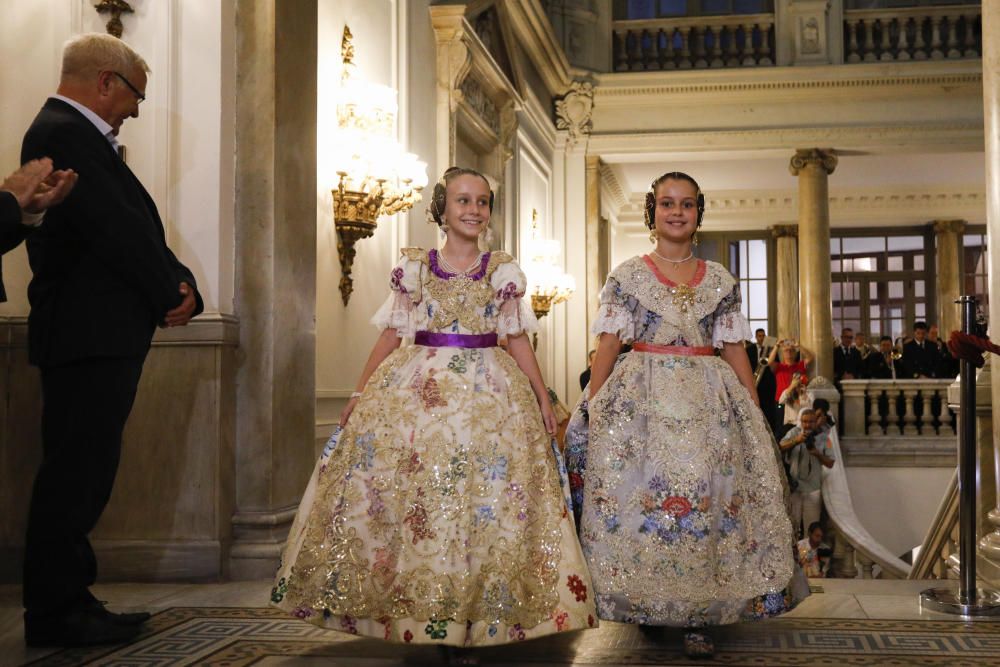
[94,0,134,39]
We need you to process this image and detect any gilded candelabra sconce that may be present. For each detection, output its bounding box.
[524,209,575,349]
[332,26,427,305]
[94,0,134,38]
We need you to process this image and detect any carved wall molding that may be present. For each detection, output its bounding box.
[598,161,627,209]
[587,122,984,156]
[594,68,982,102]
[554,80,593,143]
[613,187,987,233]
[500,0,572,97]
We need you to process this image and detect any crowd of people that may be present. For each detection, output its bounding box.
[833,323,958,383]
[740,318,960,580]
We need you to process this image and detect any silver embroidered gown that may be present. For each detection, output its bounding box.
[271,248,597,646]
[566,255,804,626]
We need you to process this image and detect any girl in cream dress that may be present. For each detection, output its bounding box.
[270,167,596,648]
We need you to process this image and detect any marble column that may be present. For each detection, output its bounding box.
[790,148,837,381]
[771,224,800,341]
[933,219,966,337]
[585,155,603,341]
[981,0,1000,570]
[230,0,317,579]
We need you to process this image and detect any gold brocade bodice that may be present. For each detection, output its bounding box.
[402,248,515,335]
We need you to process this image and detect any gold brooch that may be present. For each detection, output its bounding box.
[670,284,696,313]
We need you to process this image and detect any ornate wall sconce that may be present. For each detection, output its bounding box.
[332,26,427,305]
[94,0,134,38]
[525,209,575,348]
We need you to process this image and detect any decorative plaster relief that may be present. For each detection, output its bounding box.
[459,76,501,136]
[555,80,594,143]
[801,17,821,55]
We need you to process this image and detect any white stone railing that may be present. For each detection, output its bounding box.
[844,5,981,64]
[822,425,912,580]
[841,379,956,437]
[612,14,775,71]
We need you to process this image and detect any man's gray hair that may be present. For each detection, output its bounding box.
[798,407,815,422]
[61,33,150,82]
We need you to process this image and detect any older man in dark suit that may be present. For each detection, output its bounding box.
[0,159,76,301]
[20,33,203,648]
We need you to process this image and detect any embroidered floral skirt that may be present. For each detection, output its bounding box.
[271,343,597,646]
[568,351,806,626]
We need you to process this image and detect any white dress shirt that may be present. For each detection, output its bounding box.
[51,94,120,152]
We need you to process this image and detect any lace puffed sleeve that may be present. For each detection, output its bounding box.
[590,276,637,343]
[370,253,423,337]
[491,259,538,343]
[711,280,752,348]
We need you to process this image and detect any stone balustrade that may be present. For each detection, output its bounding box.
[844,5,981,64]
[841,378,956,437]
[612,14,775,71]
[840,379,957,467]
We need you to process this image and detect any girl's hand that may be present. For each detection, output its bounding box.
[539,398,558,436]
[339,396,359,427]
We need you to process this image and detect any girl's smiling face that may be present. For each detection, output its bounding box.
[652,178,699,244]
[443,174,491,243]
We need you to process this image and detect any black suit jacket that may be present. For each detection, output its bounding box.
[833,346,863,381]
[0,191,32,303]
[746,342,771,373]
[20,98,203,366]
[902,339,937,378]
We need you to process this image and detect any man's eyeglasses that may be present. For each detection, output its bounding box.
[113,71,145,103]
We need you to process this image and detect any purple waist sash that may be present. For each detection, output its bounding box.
[414,331,498,348]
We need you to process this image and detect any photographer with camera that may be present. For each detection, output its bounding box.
[766,339,815,433]
[780,408,835,539]
[797,522,832,578]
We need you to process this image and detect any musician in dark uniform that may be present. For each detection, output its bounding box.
[746,328,776,430]
[902,321,938,378]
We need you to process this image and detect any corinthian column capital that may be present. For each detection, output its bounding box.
[789,148,838,176]
[932,219,967,234]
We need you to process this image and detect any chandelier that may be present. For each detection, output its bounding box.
[332,26,428,305]
[524,210,575,345]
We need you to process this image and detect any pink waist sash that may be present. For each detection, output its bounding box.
[632,342,715,356]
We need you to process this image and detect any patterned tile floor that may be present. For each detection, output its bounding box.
[4,580,1000,666]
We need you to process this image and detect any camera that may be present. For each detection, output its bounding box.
[817,547,833,559]
[803,432,816,450]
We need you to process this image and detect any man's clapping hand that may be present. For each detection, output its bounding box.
[2,158,77,214]
[164,282,197,327]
